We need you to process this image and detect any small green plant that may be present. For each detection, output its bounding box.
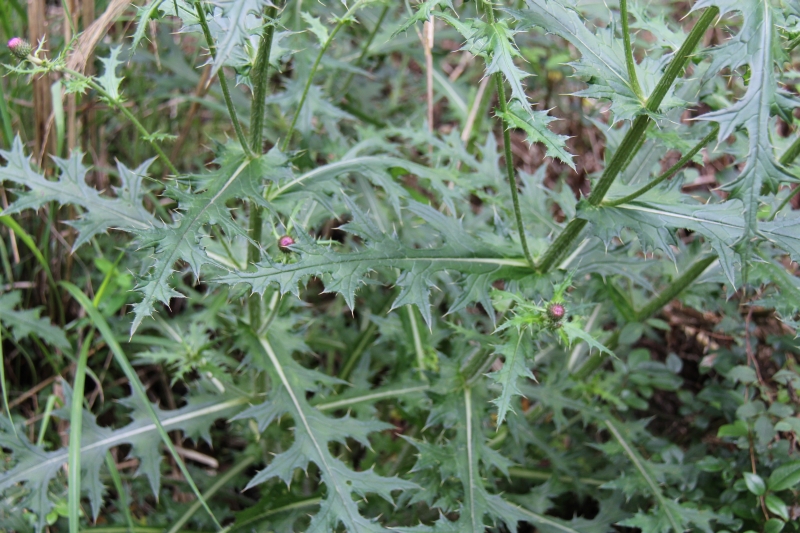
[0,0,799,531]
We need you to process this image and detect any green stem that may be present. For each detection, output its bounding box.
[281,0,368,151]
[193,0,254,158]
[605,124,719,207]
[573,254,716,379]
[536,7,719,273]
[336,4,390,100]
[495,73,535,268]
[246,3,279,328]
[484,2,534,268]
[769,133,800,219]
[620,0,643,100]
[249,3,279,153]
[45,63,180,175]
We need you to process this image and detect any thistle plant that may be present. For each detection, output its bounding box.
[0,0,800,532]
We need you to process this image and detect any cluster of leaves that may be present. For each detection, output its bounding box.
[0,0,800,532]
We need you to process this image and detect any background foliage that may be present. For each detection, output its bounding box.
[1,0,800,531]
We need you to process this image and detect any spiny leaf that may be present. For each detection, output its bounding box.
[131,148,291,333]
[498,100,574,169]
[394,0,455,36]
[0,137,158,249]
[243,333,416,532]
[97,46,125,102]
[0,292,69,350]
[441,14,573,166]
[0,389,247,532]
[217,200,531,327]
[697,0,795,257]
[487,329,535,425]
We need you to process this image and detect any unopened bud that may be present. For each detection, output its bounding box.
[547,303,565,322]
[7,38,32,60]
[278,235,295,253]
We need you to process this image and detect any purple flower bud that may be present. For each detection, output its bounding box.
[278,235,295,253]
[547,303,565,322]
[7,38,32,60]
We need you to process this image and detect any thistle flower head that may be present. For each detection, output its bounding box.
[278,235,295,252]
[547,302,566,322]
[7,38,32,60]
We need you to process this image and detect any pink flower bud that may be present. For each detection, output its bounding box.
[547,303,565,322]
[7,38,32,60]
[278,235,295,253]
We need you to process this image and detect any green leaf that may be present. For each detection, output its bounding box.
[96,47,125,102]
[579,195,800,288]
[768,460,800,491]
[131,148,290,333]
[302,12,329,44]
[743,472,766,495]
[0,137,158,249]
[486,329,535,425]
[441,14,573,166]
[218,200,530,327]
[497,100,574,169]
[204,0,276,78]
[131,0,165,50]
[698,0,795,259]
[510,0,653,121]
[765,494,789,521]
[0,388,246,531]
[242,333,417,532]
[394,0,455,35]
[764,518,786,533]
[0,292,68,350]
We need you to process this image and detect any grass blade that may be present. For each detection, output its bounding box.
[61,281,223,530]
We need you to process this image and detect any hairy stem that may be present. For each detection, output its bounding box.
[620,0,643,100]
[605,124,719,207]
[536,7,719,273]
[573,254,716,379]
[247,2,280,327]
[249,3,279,153]
[282,0,368,151]
[194,0,254,158]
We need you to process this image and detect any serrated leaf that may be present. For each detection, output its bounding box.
[0,390,247,532]
[698,0,795,259]
[217,200,531,327]
[97,47,125,102]
[394,0,455,36]
[0,292,69,350]
[510,0,648,120]
[0,137,158,249]
[498,100,574,169]
[577,195,800,287]
[441,14,573,166]
[301,12,329,43]
[243,332,416,532]
[131,0,166,50]
[131,147,291,333]
[487,329,536,425]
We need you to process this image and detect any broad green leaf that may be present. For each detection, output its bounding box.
[768,460,800,491]
[743,472,766,495]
